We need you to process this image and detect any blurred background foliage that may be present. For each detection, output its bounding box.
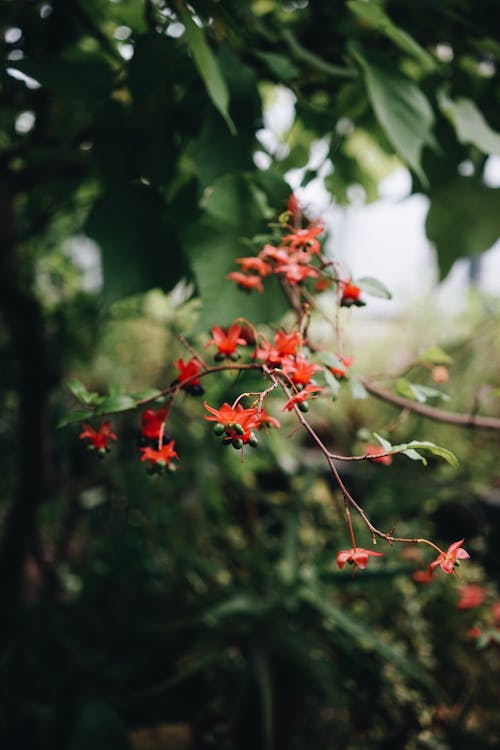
[1,1,500,748]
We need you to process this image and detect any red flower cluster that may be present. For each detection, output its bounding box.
[174,357,204,396]
[204,401,279,450]
[79,421,118,454]
[340,281,365,308]
[227,210,324,292]
[336,547,384,571]
[140,440,179,474]
[365,443,393,466]
[206,324,247,360]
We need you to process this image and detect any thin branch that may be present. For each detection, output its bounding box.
[362,379,500,431]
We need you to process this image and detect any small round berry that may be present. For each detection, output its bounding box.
[232,438,244,450]
[213,422,225,436]
[233,423,245,436]
[187,384,205,397]
[248,432,258,448]
[298,400,309,413]
[230,352,240,362]
[214,352,226,362]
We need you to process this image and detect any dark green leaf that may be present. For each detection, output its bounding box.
[95,395,136,415]
[177,5,236,134]
[351,46,435,184]
[426,178,500,278]
[66,379,99,405]
[438,90,500,157]
[58,410,95,429]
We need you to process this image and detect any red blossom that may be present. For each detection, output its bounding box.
[141,407,167,440]
[258,244,290,264]
[340,281,363,307]
[274,330,303,357]
[330,355,354,379]
[204,401,260,444]
[206,324,246,356]
[281,224,323,254]
[278,262,320,285]
[336,547,384,570]
[429,539,470,576]
[282,355,323,385]
[235,257,272,276]
[174,357,202,386]
[256,409,281,430]
[412,570,434,583]
[79,421,118,450]
[314,278,333,292]
[226,272,264,293]
[456,584,487,610]
[282,385,323,412]
[365,443,393,466]
[140,440,179,468]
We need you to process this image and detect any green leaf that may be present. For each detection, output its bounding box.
[130,389,163,402]
[95,395,136,415]
[182,174,289,328]
[66,379,99,405]
[349,378,368,400]
[58,410,95,429]
[254,50,300,80]
[418,346,453,365]
[426,177,500,278]
[357,276,392,299]
[347,1,436,71]
[395,379,449,403]
[322,366,342,399]
[177,4,236,134]
[373,434,458,468]
[300,588,430,684]
[438,90,500,157]
[351,45,435,184]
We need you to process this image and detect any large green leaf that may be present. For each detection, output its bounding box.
[426,177,500,278]
[438,90,500,157]
[177,3,236,134]
[86,185,187,303]
[348,1,436,70]
[351,46,435,184]
[182,174,289,328]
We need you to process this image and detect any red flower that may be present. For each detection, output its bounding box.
[141,407,167,440]
[278,262,320,285]
[235,257,272,276]
[314,278,333,292]
[174,357,202,386]
[365,443,393,466]
[226,272,264,293]
[282,385,323,412]
[336,547,384,570]
[140,440,179,470]
[256,409,281,430]
[259,244,290,264]
[330,355,354,379]
[282,355,323,385]
[456,584,487,610]
[340,281,363,307]
[79,421,118,450]
[274,330,303,357]
[206,324,246,357]
[412,569,434,583]
[204,401,260,444]
[429,539,470,576]
[282,224,323,255]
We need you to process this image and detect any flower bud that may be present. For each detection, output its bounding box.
[248,432,258,448]
[234,423,245,436]
[232,438,244,450]
[213,422,225,436]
